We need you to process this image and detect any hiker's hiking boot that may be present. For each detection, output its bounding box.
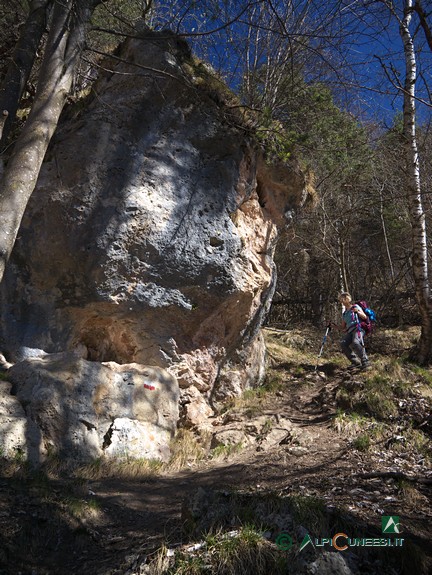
[361,361,371,371]
[348,360,361,370]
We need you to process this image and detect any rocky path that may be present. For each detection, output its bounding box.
[1,350,431,574]
[84,364,431,573]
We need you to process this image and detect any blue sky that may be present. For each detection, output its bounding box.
[158,0,432,127]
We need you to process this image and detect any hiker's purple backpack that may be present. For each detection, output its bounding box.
[355,300,376,335]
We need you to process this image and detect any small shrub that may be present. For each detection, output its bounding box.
[352,434,370,451]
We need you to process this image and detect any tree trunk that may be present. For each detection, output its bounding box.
[0,0,52,149]
[0,0,99,284]
[338,235,348,293]
[400,0,432,363]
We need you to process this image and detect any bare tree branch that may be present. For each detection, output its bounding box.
[414,0,432,51]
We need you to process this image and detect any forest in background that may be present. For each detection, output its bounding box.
[0,0,432,356]
[0,5,431,574]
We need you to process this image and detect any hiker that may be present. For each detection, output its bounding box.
[337,292,370,370]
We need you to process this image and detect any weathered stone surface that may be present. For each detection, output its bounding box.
[210,332,267,407]
[6,354,179,462]
[180,385,214,429]
[290,550,354,575]
[0,382,29,457]
[211,413,293,452]
[0,353,13,371]
[210,428,252,449]
[0,30,310,459]
[103,417,171,462]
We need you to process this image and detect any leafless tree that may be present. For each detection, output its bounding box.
[379,0,432,362]
[0,0,102,284]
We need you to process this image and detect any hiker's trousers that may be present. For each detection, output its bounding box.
[341,328,368,364]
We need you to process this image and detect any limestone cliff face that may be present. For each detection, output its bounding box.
[1,30,310,423]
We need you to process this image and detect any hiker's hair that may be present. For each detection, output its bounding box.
[339,292,352,301]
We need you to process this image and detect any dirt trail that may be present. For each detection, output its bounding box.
[81,364,431,572]
[1,344,431,574]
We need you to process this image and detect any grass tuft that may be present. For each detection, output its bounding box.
[210,442,244,460]
[352,434,371,451]
[167,429,209,471]
[156,525,287,575]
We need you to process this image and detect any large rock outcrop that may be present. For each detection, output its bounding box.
[0,29,311,459]
[5,354,178,463]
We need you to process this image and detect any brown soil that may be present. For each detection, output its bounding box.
[0,329,431,575]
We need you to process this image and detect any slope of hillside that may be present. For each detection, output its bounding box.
[0,326,430,574]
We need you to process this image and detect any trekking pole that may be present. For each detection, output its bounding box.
[315,323,332,371]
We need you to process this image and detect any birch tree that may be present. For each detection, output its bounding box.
[391,0,432,363]
[341,0,432,361]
